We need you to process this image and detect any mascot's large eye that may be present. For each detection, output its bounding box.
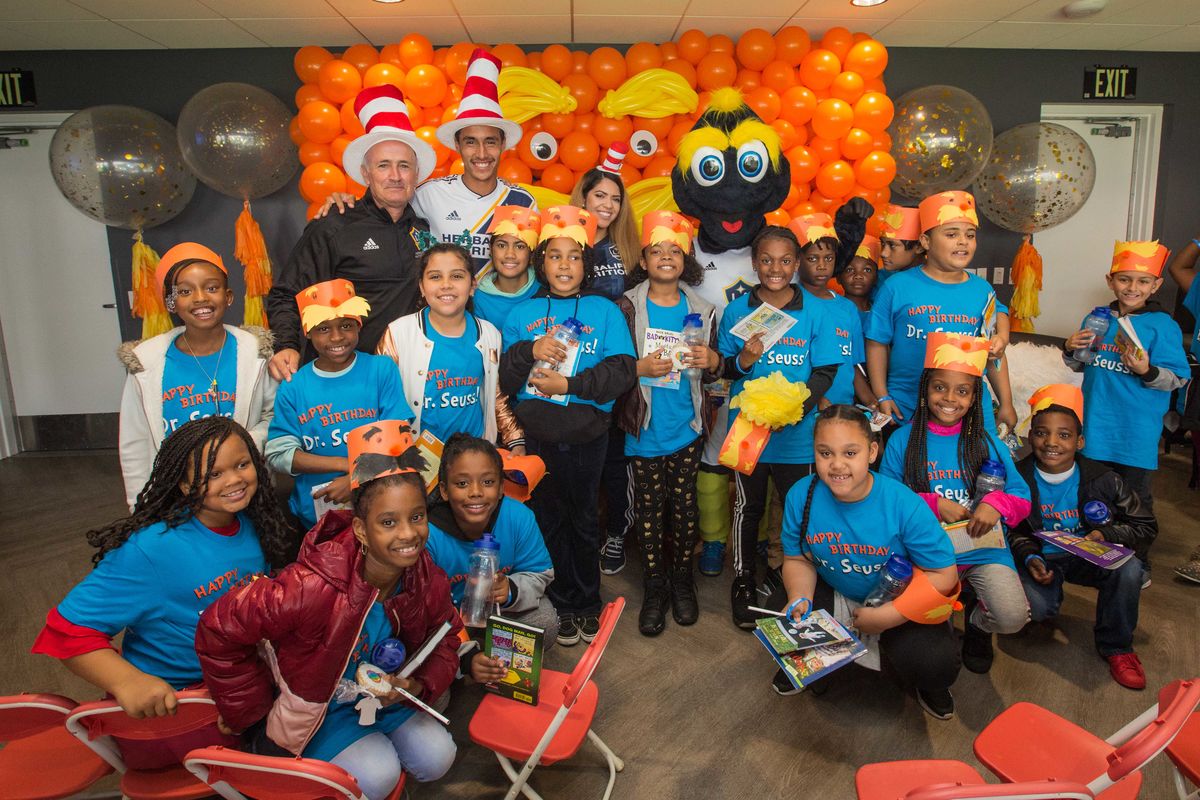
[736,141,769,183]
[691,146,725,187]
[630,130,658,158]
[529,131,558,163]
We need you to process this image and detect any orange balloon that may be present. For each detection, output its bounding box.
[404,64,448,107]
[840,127,874,161]
[499,157,533,184]
[526,52,541,72]
[864,76,887,93]
[619,163,642,186]
[709,34,734,54]
[587,47,626,91]
[843,39,888,80]
[663,58,698,88]
[574,112,596,135]
[379,43,403,68]
[298,101,341,144]
[446,83,464,104]
[300,162,347,203]
[765,208,790,226]
[449,157,465,175]
[295,83,325,108]
[594,115,633,149]
[539,163,576,194]
[761,60,796,93]
[492,43,528,69]
[853,32,872,44]
[518,130,559,169]
[422,105,443,127]
[346,177,368,200]
[363,62,405,90]
[445,42,476,86]
[809,191,836,212]
[787,181,811,207]
[871,131,892,152]
[433,48,448,70]
[643,154,676,178]
[625,42,662,74]
[572,50,588,74]
[735,69,762,92]
[318,60,362,105]
[295,45,333,83]
[779,85,817,127]
[415,125,451,166]
[855,150,896,190]
[745,87,781,124]
[299,140,331,167]
[667,119,692,154]
[306,200,324,221]
[785,144,819,184]
[853,91,894,133]
[697,52,737,91]
[342,43,379,74]
[399,34,434,69]
[659,42,678,61]
[340,99,365,137]
[771,118,800,151]
[330,135,353,165]
[541,44,573,81]
[562,73,599,114]
[289,116,304,146]
[792,201,817,216]
[559,131,600,172]
[736,28,776,71]
[677,29,710,65]
[811,98,854,140]
[542,112,575,139]
[809,136,841,164]
[774,26,812,67]
[819,27,854,62]
[815,159,855,199]
[830,70,865,103]
[798,49,840,91]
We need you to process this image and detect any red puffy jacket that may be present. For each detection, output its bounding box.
[195,510,463,755]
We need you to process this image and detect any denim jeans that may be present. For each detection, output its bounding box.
[1020,553,1144,656]
[330,712,456,798]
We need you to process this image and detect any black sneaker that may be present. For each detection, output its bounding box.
[599,535,626,575]
[772,667,803,696]
[578,614,601,643]
[961,622,995,674]
[556,614,580,646]
[916,687,955,720]
[670,569,699,626]
[639,578,671,636]
[756,566,786,610]
[731,574,758,630]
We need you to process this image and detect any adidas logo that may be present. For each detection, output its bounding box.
[704,261,717,271]
[445,210,461,221]
[362,238,379,251]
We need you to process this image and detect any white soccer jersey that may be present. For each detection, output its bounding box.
[412,175,536,275]
[692,241,755,323]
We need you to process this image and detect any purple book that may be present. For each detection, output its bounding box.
[1032,530,1134,569]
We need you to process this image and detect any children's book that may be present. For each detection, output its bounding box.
[729,302,797,351]
[756,609,851,653]
[483,615,545,706]
[753,609,866,690]
[639,327,690,389]
[1032,530,1135,570]
[396,620,453,679]
[1114,316,1146,361]
[415,429,444,493]
[310,481,351,520]
[942,519,1005,554]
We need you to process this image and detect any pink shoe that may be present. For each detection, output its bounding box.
[1107,652,1146,690]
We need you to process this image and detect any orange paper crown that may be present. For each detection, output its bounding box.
[718,415,772,476]
[879,204,922,241]
[488,206,541,250]
[296,279,372,335]
[539,205,597,248]
[1110,240,1169,276]
[345,420,427,490]
[924,331,990,377]
[787,213,838,245]
[1028,383,1084,423]
[854,235,881,265]
[641,210,694,251]
[918,191,979,233]
[498,448,546,502]
[156,242,226,294]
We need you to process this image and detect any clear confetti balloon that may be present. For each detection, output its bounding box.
[177,82,297,200]
[974,122,1096,234]
[49,105,196,230]
[887,85,993,200]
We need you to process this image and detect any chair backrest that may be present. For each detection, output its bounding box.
[65,687,219,773]
[1103,677,1200,785]
[0,693,78,741]
[904,780,1094,800]
[562,597,625,708]
[184,746,367,800]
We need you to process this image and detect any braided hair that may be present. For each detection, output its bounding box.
[901,369,990,493]
[531,239,599,290]
[437,432,503,488]
[750,225,800,260]
[88,417,296,568]
[796,404,876,559]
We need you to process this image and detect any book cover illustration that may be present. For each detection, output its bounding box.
[756,609,850,654]
[415,429,444,493]
[729,302,797,351]
[753,610,866,690]
[1032,530,1134,569]
[639,326,690,389]
[942,519,1005,554]
[1114,315,1146,360]
[483,615,545,706]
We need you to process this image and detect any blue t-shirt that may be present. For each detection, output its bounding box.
[473,271,540,335]
[56,515,267,688]
[424,497,553,606]
[1034,466,1080,557]
[161,334,238,437]
[717,290,841,464]
[590,239,627,301]
[268,354,410,528]
[802,288,863,406]
[880,422,1028,568]
[1079,308,1190,470]
[1183,278,1200,358]
[303,599,416,761]
[503,293,636,412]
[421,308,486,443]
[781,473,955,603]
[626,294,704,458]
[866,267,1005,430]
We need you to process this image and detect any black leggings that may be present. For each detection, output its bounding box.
[629,438,703,579]
[732,462,811,578]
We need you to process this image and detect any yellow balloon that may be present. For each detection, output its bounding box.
[498,66,578,123]
[597,68,699,120]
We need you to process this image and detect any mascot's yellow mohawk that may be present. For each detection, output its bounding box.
[675,88,783,179]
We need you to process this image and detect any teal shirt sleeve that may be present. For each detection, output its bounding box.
[879,423,909,481]
[375,356,412,421]
[1148,313,1190,377]
[865,278,897,344]
[265,378,304,475]
[508,503,553,573]
[56,538,158,635]
[898,491,956,570]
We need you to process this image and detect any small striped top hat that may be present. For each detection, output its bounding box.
[436,48,523,150]
[598,142,628,175]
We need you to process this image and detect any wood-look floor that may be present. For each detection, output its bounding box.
[2,447,1197,799]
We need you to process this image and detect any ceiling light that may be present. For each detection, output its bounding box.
[851,0,888,6]
[1062,0,1107,18]
[373,0,405,4]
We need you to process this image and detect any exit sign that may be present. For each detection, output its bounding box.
[0,69,35,107]
[1083,65,1136,100]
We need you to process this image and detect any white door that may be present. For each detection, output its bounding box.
[1027,104,1162,338]
[0,112,124,457]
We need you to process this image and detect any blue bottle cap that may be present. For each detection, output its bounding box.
[1091,306,1112,319]
[371,638,407,672]
[561,317,584,336]
[885,554,913,580]
[1083,500,1111,525]
[477,533,500,550]
[980,458,1006,478]
[683,312,703,327]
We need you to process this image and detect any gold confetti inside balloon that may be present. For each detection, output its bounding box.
[177,82,298,200]
[49,105,196,230]
[887,84,992,200]
[974,122,1095,233]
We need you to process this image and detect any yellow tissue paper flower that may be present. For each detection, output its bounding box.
[729,371,810,430]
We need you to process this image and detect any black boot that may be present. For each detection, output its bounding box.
[730,573,758,630]
[670,568,699,625]
[961,621,995,674]
[639,576,671,636]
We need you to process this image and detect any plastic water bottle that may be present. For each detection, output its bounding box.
[970,459,1007,509]
[681,313,705,381]
[460,534,500,627]
[863,554,913,607]
[531,317,583,376]
[1083,500,1113,528]
[1072,306,1113,364]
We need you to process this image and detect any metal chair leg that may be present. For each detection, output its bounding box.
[497,752,545,800]
[587,729,624,800]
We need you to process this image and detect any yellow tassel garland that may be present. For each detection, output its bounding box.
[131,229,171,339]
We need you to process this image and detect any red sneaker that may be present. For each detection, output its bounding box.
[1107,652,1146,690]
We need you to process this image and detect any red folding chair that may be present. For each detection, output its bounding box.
[0,692,115,800]
[901,780,1094,799]
[856,759,1095,799]
[184,746,407,800]
[973,678,1200,800]
[1165,694,1200,799]
[65,688,220,800]
[469,597,626,800]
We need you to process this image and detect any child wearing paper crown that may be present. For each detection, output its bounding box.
[716,225,841,631]
[117,242,276,511]
[1063,241,1189,515]
[473,206,542,332]
[876,203,924,295]
[865,191,1017,435]
[196,420,462,798]
[779,405,961,718]
[614,211,722,636]
[1008,384,1156,690]
[265,279,411,530]
[881,332,1031,676]
[841,234,881,331]
[499,206,637,646]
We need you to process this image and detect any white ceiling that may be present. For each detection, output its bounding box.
[0,0,1197,50]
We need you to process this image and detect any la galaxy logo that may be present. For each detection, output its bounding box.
[725,279,753,303]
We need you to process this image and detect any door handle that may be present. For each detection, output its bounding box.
[102,303,116,308]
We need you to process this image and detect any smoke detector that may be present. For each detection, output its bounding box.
[1062,0,1107,18]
